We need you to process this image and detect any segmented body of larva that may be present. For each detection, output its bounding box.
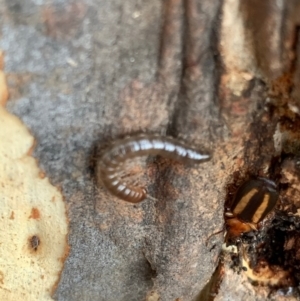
[97,134,211,203]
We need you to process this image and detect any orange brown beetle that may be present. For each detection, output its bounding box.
[225,177,279,240]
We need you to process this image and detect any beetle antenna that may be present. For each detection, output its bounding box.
[205,227,225,247]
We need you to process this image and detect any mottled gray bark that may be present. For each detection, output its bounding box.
[1,0,300,300]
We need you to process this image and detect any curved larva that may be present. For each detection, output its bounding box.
[97,134,211,203]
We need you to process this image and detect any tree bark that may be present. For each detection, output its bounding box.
[1,0,300,300]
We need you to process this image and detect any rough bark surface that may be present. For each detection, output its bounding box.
[1,0,300,300]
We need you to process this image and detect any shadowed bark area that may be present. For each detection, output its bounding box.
[1,0,300,300]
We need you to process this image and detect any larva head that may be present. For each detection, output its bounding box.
[225,177,279,240]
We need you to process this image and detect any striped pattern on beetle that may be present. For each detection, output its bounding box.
[97,134,211,203]
[225,177,279,240]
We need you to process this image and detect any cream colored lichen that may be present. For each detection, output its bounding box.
[220,0,255,96]
[146,291,160,301]
[0,52,68,301]
[242,257,289,286]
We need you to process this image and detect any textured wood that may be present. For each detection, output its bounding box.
[1,0,300,300]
